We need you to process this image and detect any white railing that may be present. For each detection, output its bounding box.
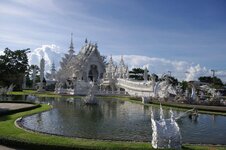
[116,78,153,92]
[55,88,75,95]
[96,90,127,96]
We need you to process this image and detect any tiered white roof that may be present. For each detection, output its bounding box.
[105,55,129,79]
[56,36,105,83]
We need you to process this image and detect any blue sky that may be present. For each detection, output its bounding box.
[0,0,226,80]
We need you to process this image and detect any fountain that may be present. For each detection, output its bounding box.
[82,82,98,105]
[151,105,182,149]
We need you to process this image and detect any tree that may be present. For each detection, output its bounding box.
[198,76,223,89]
[0,48,30,90]
[180,81,188,92]
[25,65,39,88]
[129,68,149,80]
[198,76,212,84]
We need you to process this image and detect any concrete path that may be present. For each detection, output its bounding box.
[0,103,34,149]
[0,103,35,114]
[0,145,24,150]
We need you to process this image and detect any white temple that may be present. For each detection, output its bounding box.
[46,34,177,97]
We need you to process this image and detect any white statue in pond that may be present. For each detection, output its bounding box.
[151,105,182,149]
[82,82,98,105]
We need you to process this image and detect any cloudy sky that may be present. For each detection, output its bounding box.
[0,0,226,81]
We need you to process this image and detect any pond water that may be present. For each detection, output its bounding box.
[5,96,226,144]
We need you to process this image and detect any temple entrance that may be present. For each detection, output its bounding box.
[88,65,99,82]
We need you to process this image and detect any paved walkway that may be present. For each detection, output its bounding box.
[0,145,24,150]
[0,103,35,114]
[0,103,35,149]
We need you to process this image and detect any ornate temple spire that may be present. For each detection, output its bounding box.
[109,55,113,64]
[119,55,125,66]
[51,61,56,72]
[68,33,75,55]
[50,61,56,80]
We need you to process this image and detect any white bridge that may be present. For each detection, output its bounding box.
[116,78,155,97]
[55,77,176,98]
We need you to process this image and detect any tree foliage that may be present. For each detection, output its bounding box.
[180,81,188,92]
[168,76,179,86]
[0,48,30,90]
[198,76,223,89]
[129,68,149,80]
[25,65,40,88]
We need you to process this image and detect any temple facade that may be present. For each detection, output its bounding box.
[46,34,176,97]
[56,34,105,83]
[51,34,110,94]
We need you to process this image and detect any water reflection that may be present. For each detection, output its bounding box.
[7,96,226,144]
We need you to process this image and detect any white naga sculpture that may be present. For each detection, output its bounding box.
[153,75,177,98]
[151,105,182,149]
[200,85,221,99]
[190,85,197,101]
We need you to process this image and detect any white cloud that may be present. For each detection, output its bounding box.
[185,64,208,81]
[0,4,34,17]
[1,45,226,82]
[27,44,64,73]
[110,55,225,81]
[0,50,4,55]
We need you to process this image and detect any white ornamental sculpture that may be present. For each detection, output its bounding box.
[32,66,37,89]
[38,57,45,92]
[151,105,182,149]
[143,67,148,82]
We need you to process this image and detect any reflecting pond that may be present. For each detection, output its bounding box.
[5,96,226,144]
